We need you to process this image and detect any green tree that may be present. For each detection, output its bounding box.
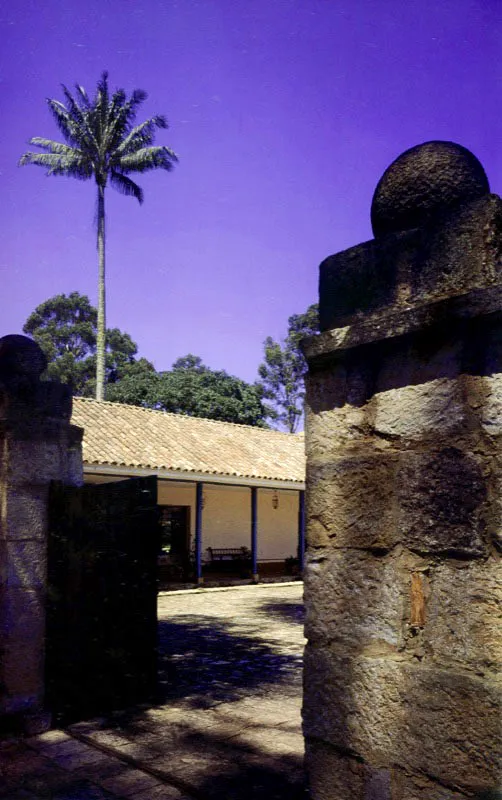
[258,303,319,432]
[109,353,269,426]
[19,72,177,401]
[23,292,154,396]
[155,355,269,426]
[106,358,160,406]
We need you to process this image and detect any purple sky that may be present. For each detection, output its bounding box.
[1,0,501,383]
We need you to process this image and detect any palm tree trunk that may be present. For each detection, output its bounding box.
[96,183,106,400]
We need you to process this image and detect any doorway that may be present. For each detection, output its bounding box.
[159,505,191,579]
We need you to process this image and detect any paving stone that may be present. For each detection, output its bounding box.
[69,757,128,784]
[31,737,89,756]
[26,730,70,748]
[96,741,160,762]
[230,727,305,757]
[51,779,120,799]
[101,768,162,797]
[51,749,113,772]
[134,785,192,800]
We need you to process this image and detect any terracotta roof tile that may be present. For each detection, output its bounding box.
[71,398,305,484]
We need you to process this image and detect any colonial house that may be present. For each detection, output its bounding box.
[71,398,306,582]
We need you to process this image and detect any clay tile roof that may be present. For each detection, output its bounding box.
[71,397,306,484]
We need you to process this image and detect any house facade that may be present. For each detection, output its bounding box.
[71,398,306,582]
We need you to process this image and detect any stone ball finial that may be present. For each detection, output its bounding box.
[371,141,490,237]
[0,335,47,380]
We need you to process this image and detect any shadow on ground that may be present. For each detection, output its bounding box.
[258,601,305,625]
[193,752,308,800]
[156,614,302,706]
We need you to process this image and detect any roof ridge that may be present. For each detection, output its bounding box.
[72,396,301,436]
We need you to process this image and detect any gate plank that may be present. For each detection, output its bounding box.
[46,476,159,724]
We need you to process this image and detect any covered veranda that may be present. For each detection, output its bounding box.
[84,463,306,584]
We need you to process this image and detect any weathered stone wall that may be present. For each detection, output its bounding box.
[302,142,502,799]
[0,335,83,733]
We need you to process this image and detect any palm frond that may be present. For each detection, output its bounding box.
[18,151,92,179]
[113,116,168,158]
[61,84,99,153]
[27,137,86,158]
[110,170,143,202]
[75,84,90,108]
[130,88,147,107]
[95,71,110,141]
[103,89,149,154]
[122,90,148,135]
[47,100,85,149]
[116,145,178,173]
[101,88,129,153]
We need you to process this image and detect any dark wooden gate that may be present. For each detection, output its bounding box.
[46,476,159,724]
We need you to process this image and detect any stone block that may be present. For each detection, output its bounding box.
[489,460,502,552]
[305,404,377,465]
[305,364,390,457]
[400,666,502,793]
[390,767,470,799]
[304,549,405,650]
[2,638,44,707]
[303,648,501,792]
[306,456,398,549]
[365,767,392,800]
[410,194,502,301]
[303,646,402,763]
[463,374,502,438]
[0,484,49,540]
[0,587,45,707]
[4,539,47,588]
[3,438,64,485]
[371,379,468,441]
[396,447,487,556]
[318,230,419,330]
[425,558,502,673]
[0,541,6,584]
[65,440,84,485]
[305,740,365,799]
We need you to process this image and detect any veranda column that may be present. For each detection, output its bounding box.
[302,142,502,799]
[0,335,83,734]
[250,486,258,582]
[194,482,204,585]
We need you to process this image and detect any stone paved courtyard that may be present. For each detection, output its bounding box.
[0,582,306,799]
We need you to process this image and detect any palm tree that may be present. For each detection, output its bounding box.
[20,72,177,400]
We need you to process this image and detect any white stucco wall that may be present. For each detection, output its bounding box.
[157,481,299,561]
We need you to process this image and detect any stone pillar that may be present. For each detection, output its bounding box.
[302,142,502,799]
[0,335,83,733]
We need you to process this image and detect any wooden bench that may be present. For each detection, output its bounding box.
[206,547,251,574]
[207,546,251,562]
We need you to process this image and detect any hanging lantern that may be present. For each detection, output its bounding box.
[272,490,279,510]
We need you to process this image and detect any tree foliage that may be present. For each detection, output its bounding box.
[156,355,269,426]
[23,292,154,395]
[109,353,269,427]
[258,303,319,432]
[19,72,177,400]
